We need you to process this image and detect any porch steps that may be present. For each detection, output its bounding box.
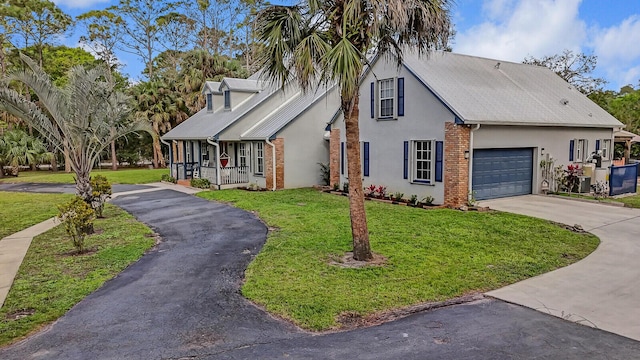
[177,179,191,187]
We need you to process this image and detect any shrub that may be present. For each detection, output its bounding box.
[161,173,177,183]
[58,197,96,253]
[90,175,112,218]
[392,192,404,201]
[342,182,349,193]
[190,178,211,189]
[409,194,419,205]
[422,195,435,205]
[318,162,330,185]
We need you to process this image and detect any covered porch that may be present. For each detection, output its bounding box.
[167,139,264,188]
[613,130,640,166]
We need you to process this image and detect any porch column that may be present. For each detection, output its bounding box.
[625,140,631,165]
[183,141,187,179]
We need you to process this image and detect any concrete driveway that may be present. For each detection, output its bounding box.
[481,195,640,341]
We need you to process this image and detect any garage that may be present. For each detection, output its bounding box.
[472,148,533,200]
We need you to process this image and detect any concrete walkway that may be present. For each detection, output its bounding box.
[480,195,640,341]
[0,218,58,307]
[0,182,200,309]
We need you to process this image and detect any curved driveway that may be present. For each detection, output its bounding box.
[1,186,639,359]
[483,195,640,341]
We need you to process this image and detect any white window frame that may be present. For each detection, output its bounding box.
[575,139,587,163]
[224,90,231,110]
[238,143,247,168]
[253,142,264,176]
[378,78,395,119]
[601,139,612,160]
[411,140,435,184]
[185,141,192,163]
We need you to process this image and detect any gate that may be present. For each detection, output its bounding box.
[609,164,639,196]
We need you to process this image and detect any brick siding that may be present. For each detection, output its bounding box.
[265,138,285,190]
[444,122,471,207]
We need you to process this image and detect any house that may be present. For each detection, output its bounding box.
[329,51,624,206]
[162,73,339,189]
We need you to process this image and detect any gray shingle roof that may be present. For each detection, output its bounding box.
[162,82,281,141]
[241,85,335,140]
[221,78,261,92]
[403,51,622,128]
[203,81,221,94]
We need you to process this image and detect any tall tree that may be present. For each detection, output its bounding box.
[4,0,72,68]
[0,55,150,199]
[77,9,126,170]
[256,0,451,261]
[523,49,607,95]
[113,0,175,80]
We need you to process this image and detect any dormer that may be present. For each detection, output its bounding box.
[202,81,222,113]
[218,78,261,111]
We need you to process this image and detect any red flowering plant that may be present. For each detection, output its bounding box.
[376,185,387,199]
[365,184,377,197]
[563,164,581,193]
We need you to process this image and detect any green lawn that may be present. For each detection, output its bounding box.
[0,192,73,239]
[554,186,640,208]
[0,203,155,346]
[0,168,168,185]
[197,189,599,331]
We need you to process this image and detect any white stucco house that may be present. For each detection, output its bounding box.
[162,73,339,189]
[329,51,624,206]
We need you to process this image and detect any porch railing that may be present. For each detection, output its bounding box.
[200,166,249,185]
[170,162,198,180]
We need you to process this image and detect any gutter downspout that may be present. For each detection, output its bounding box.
[265,138,277,191]
[468,124,481,198]
[206,137,222,190]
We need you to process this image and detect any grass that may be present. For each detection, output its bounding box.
[0,203,155,346]
[0,192,73,239]
[554,186,640,208]
[0,168,169,185]
[197,188,599,331]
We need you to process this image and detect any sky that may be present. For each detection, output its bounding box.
[52,0,640,91]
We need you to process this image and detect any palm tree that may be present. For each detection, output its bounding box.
[0,54,151,200]
[256,0,451,260]
[0,128,52,176]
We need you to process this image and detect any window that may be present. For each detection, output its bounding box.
[224,90,231,110]
[201,142,209,161]
[379,79,394,118]
[601,139,611,160]
[254,142,264,175]
[574,139,587,162]
[413,140,434,183]
[206,93,213,112]
[238,143,247,168]
[185,141,192,162]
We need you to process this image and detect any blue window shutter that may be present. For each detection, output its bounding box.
[340,142,344,175]
[403,141,409,179]
[569,140,575,161]
[397,77,405,116]
[596,139,600,151]
[370,82,375,118]
[363,142,370,177]
[435,141,443,182]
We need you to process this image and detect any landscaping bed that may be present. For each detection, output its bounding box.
[0,203,156,346]
[197,188,599,331]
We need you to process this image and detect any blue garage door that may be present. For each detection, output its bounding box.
[472,148,533,200]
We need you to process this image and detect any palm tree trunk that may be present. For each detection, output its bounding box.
[110,138,118,171]
[344,95,372,261]
[75,168,92,202]
[152,136,165,168]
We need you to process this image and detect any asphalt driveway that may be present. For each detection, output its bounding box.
[481,195,640,341]
[1,187,639,359]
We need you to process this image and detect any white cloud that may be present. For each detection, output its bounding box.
[52,0,111,9]
[591,15,640,88]
[455,0,586,63]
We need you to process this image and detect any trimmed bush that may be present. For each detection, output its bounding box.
[161,173,176,183]
[190,178,211,189]
[58,197,96,253]
[90,175,112,218]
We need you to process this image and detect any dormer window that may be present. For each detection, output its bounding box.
[206,93,213,112]
[224,90,231,110]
